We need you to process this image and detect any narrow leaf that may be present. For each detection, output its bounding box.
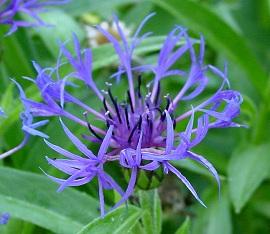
[0,167,99,234]
[228,143,270,213]
[34,10,85,58]
[175,217,190,234]
[139,189,162,234]
[192,188,232,234]
[76,206,143,234]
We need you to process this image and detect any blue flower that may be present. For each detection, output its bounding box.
[16,14,243,215]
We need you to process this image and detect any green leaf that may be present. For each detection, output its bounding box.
[192,188,232,234]
[138,189,162,234]
[0,84,39,134]
[76,206,144,234]
[1,34,34,77]
[63,0,137,17]
[124,2,154,27]
[252,200,270,219]
[0,166,99,234]
[33,10,85,58]
[150,0,268,98]
[175,217,190,234]
[0,83,14,112]
[0,219,31,234]
[228,143,270,213]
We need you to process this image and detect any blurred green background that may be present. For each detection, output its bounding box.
[0,0,270,233]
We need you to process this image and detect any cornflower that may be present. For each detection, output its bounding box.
[8,14,243,216]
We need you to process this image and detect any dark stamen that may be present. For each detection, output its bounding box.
[128,116,142,143]
[103,98,108,111]
[124,105,130,130]
[147,115,153,138]
[173,119,176,129]
[165,96,171,110]
[171,113,177,129]
[154,82,161,106]
[108,89,122,124]
[146,100,150,109]
[103,98,113,119]
[127,90,134,113]
[161,112,166,121]
[83,112,103,140]
[138,115,143,130]
[137,74,142,98]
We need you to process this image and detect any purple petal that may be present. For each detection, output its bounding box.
[97,125,114,160]
[101,172,124,196]
[113,14,129,53]
[187,151,220,194]
[165,110,174,154]
[98,175,105,217]
[165,162,206,207]
[60,119,96,159]
[135,131,143,165]
[139,160,160,171]
[44,139,89,161]
[112,167,138,210]
[22,125,49,138]
[57,167,88,192]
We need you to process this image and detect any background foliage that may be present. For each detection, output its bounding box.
[0,0,270,233]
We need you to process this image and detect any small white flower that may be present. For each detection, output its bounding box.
[85,20,132,47]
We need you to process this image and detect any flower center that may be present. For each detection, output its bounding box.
[98,76,176,154]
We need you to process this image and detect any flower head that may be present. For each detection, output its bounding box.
[0,212,10,225]
[16,14,243,215]
[0,0,69,35]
